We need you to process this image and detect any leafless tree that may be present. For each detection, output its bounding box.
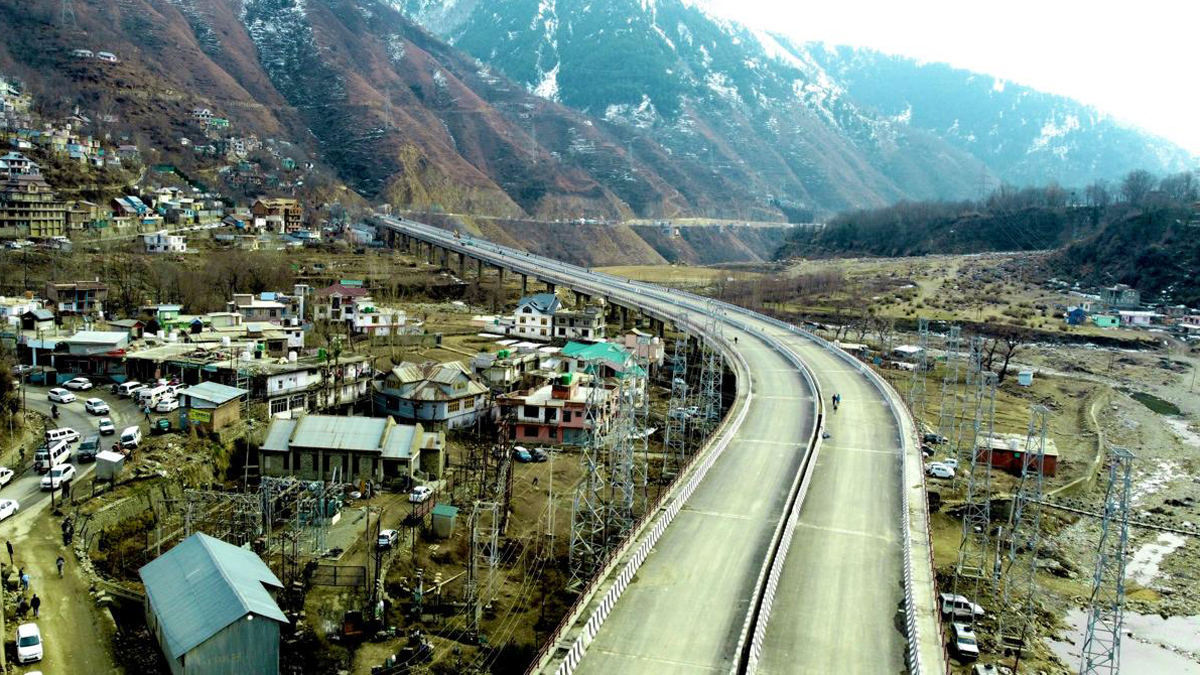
[1121,169,1156,206]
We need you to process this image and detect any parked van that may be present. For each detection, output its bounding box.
[116,381,145,398]
[136,385,170,408]
[78,435,101,462]
[119,426,142,450]
[34,440,70,473]
[44,427,80,445]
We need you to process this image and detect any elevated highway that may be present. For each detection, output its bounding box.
[371,216,945,675]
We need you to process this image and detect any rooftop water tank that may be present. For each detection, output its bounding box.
[1018,370,1033,387]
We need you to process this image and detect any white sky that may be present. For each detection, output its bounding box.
[702,0,1200,155]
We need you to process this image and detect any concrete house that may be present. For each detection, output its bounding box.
[144,230,187,254]
[259,414,445,485]
[60,330,130,356]
[552,305,605,341]
[1101,284,1141,310]
[311,282,368,323]
[1091,315,1119,329]
[511,293,560,341]
[373,361,490,429]
[45,280,107,315]
[498,374,616,446]
[140,533,286,675]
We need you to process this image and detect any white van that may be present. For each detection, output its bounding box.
[116,381,145,398]
[44,427,80,445]
[137,385,170,408]
[119,426,142,450]
[35,440,70,474]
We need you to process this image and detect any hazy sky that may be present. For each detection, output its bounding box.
[703,0,1200,155]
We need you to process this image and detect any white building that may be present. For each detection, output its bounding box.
[1118,310,1156,327]
[0,295,42,326]
[511,293,560,341]
[143,230,187,254]
[351,297,408,337]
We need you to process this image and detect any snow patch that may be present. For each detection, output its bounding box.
[532,62,560,101]
[705,72,739,103]
[1126,532,1187,587]
[1028,114,1081,153]
[992,78,1006,93]
[1164,417,1200,450]
[1131,459,1182,506]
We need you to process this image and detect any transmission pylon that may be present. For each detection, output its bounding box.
[1079,447,1135,675]
[568,359,609,587]
[660,335,690,479]
[952,369,998,620]
[954,337,986,470]
[466,500,499,636]
[60,0,77,29]
[908,317,930,420]
[697,306,724,429]
[630,351,651,504]
[606,354,637,540]
[936,325,962,447]
[996,405,1051,663]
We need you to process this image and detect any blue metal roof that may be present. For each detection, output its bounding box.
[517,293,560,314]
[139,533,286,659]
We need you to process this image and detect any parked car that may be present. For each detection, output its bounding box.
[927,462,955,479]
[41,464,76,490]
[950,622,980,660]
[152,418,171,435]
[98,417,116,435]
[45,427,80,444]
[531,448,549,463]
[409,485,433,503]
[0,498,18,521]
[939,593,985,620]
[85,397,110,415]
[16,623,42,664]
[119,426,141,449]
[115,381,145,398]
[941,457,959,471]
[512,447,533,463]
[48,388,76,404]
[64,377,93,390]
[378,529,399,549]
[78,435,101,462]
[0,466,12,487]
[155,397,180,413]
[923,432,947,445]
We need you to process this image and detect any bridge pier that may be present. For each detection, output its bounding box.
[521,274,528,295]
[476,258,484,280]
[426,242,435,264]
[545,281,556,294]
[458,252,466,278]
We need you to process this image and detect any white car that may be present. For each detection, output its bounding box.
[85,397,110,415]
[927,462,955,479]
[16,623,42,663]
[98,417,116,435]
[409,485,433,503]
[155,397,180,413]
[0,499,17,521]
[64,377,93,390]
[41,464,76,490]
[941,457,959,471]
[378,529,399,549]
[0,466,13,487]
[939,592,985,619]
[48,388,76,404]
[951,622,980,660]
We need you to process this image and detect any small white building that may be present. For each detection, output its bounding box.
[143,230,187,254]
[351,298,408,337]
[1118,310,1156,327]
[0,295,42,326]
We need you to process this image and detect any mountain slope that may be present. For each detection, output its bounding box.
[803,44,1196,190]
[395,0,1194,211]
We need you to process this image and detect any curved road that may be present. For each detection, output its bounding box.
[374,216,912,674]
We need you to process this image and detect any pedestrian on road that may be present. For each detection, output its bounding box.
[56,556,65,578]
[532,476,539,487]
[5,540,12,565]
[20,570,30,592]
[30,593,40,617]
[16,597,27,618]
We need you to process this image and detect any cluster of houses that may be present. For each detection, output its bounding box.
[475,292,616,343]
[1062,284,1199,335]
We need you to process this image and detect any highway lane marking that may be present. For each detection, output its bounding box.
[679,507,753,520]
[756,395,813,401]
[795,521,896,544]
[732,439,801,448]
[585,647,725,671]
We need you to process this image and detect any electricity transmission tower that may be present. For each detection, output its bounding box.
[660,335,690,479]
[952,368,998,620]
[606,354,637,540]
[630,351,652,504]
[908,317,930,419]
[1079,447,1135,675]
[569,360,609,587]
[697,307,724,430]
[466,501,499,637]
[60,0,76,29]
[996,405,1050,663]
[936,325,962,446]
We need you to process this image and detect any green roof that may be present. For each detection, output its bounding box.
[139,533,285,660]
[432,503,459,518]
[562,341,646,377]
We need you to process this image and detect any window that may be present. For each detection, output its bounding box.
[524,405,538,418]
[540,329,547,336]
[270,397,289,415]
[563,411,572,422]
[448,399,461,412]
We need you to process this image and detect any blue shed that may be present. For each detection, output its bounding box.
[1066,307,1087,325]
[140,533,286,675]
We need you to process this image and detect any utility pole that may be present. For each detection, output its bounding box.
[908,317,930,420]
[1080,447,1135,675]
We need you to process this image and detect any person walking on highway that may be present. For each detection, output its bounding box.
[30,593,40,617]
[20,569,29,592]
[56,556,65,578]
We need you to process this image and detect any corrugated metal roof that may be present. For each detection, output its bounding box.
[387,361,488,401]
[432,503,458,518]
[139,533,286,660]
[381,424,416,459]
[63,330,128,345]
[260,419,297,452]
[290,415,388,451]
[517,293,560,314]
[180,381,248,405]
